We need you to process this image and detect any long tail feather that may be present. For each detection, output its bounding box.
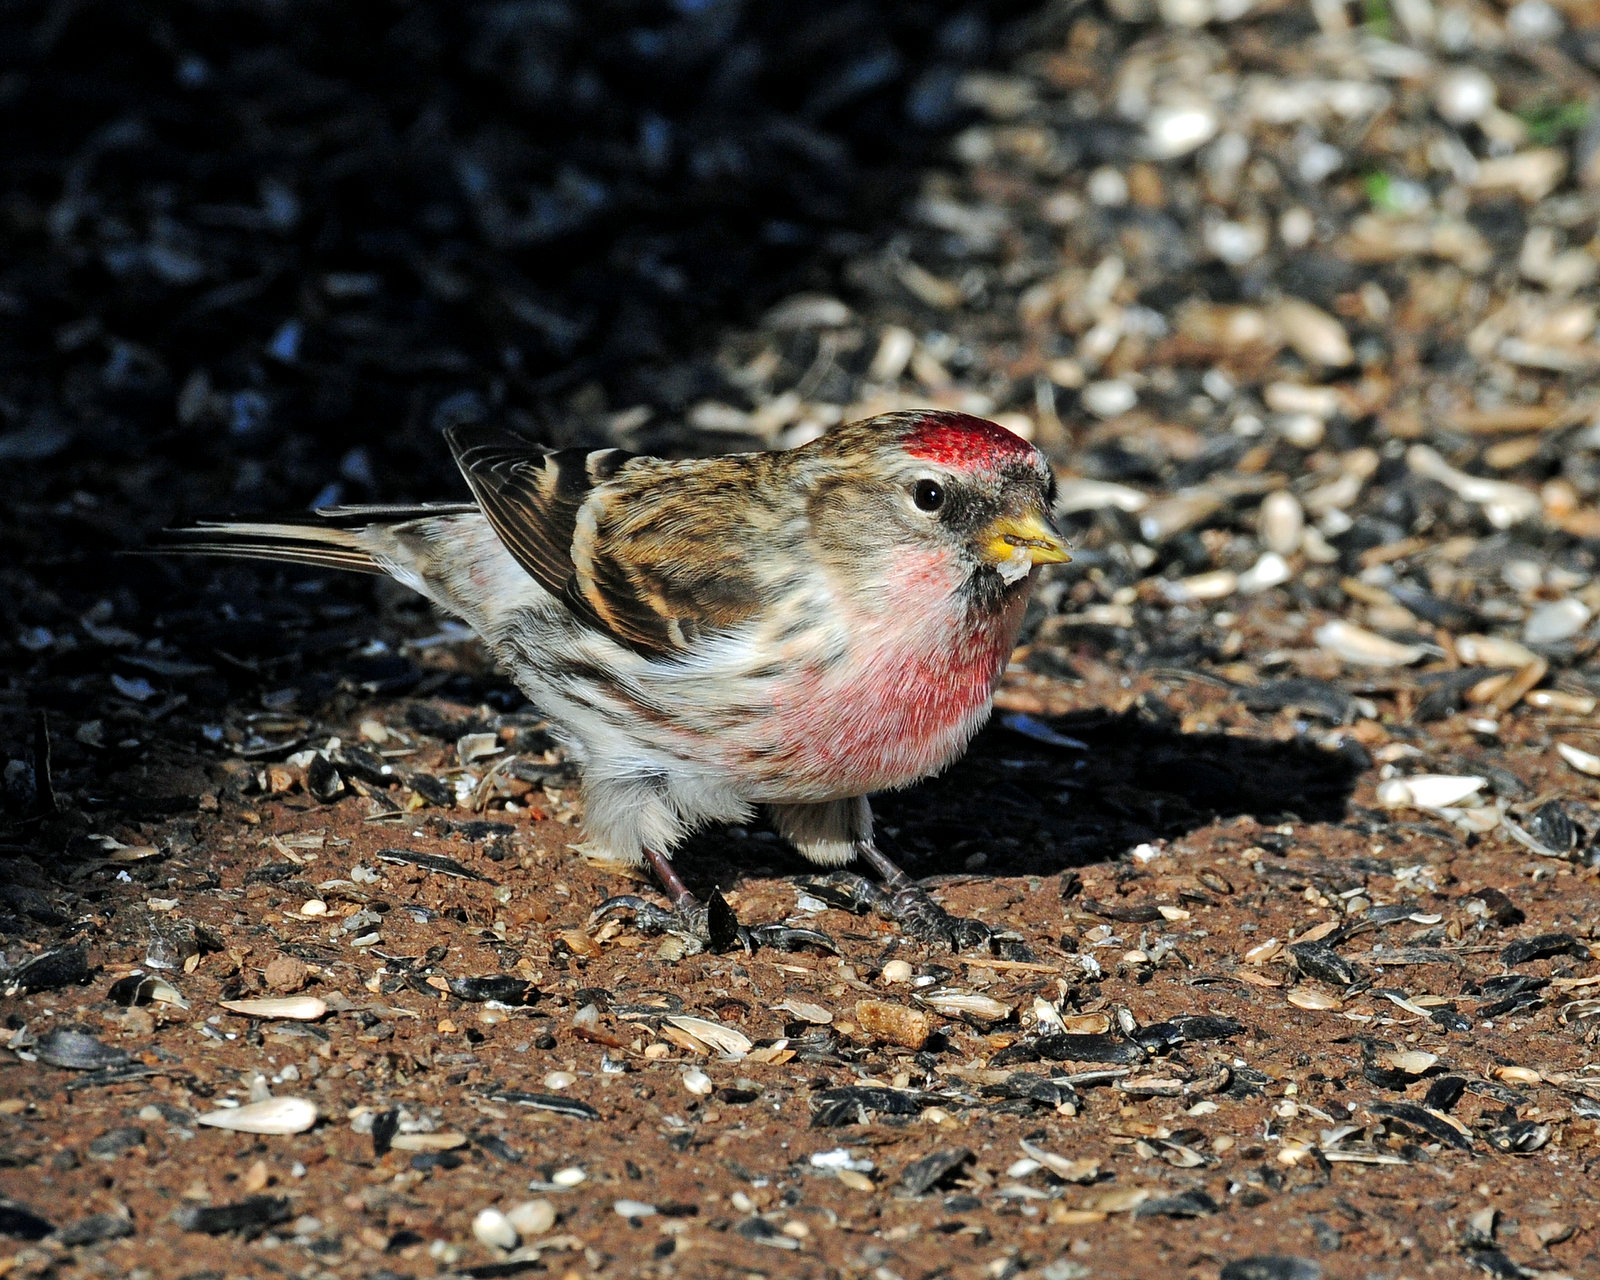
[158,521,384,574]
[154,503,475,576]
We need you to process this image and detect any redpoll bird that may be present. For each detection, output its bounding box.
[166,410,1069,953]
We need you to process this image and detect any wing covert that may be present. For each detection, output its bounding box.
[447,424,764,658]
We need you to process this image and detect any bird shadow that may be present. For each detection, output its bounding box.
[679,705,1366,889]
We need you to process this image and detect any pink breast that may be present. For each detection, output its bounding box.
[760,587,1026,799]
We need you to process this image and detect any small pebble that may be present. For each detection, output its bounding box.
[262,955,309,992]
[1206,219,1266,265]
[542,1071,577,1090]
[1145,102,1218,159]
[1279,206,1314,249]
[1257,491,1304,556]
[1523,598,1591,646]
[1278,412,1325,448]
[880,959,914,984]
[1507,0,1562,39]
[1433,67,1495,125]
[1086,167,1128,207]
[1274,298,1354,367]
[506,1199,557,1236]
[1157,0,1213,23]
[854,999,932,1050]
[613,1199,658,1219]
[1081,379,1137,418]
[472,1207,519,1251]
[869,326,916,382]
[683,1068,714,1096]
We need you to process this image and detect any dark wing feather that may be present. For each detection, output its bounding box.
[447,424,777,658]
[446,424,634,602]
[447,423,696,654]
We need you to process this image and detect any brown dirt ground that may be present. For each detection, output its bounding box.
[5,646,1600,1280]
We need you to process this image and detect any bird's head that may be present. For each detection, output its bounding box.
[802,411,1069,604]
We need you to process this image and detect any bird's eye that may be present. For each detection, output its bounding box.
[912,479,945,512]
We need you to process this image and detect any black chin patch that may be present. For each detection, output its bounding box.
[962,565,1022,613]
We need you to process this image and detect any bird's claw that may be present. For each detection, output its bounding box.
[589,889,734,954]
[591,889,836,956]
[742,922,840,955]
[883,881,994,951]
[802,871,995,952]
[590,893,676,931]
[799,872,896,916]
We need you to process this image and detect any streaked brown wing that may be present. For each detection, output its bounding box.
[569,462,777,655]
[447,424,769,657]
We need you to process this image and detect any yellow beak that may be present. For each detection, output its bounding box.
[982,510,1071,567]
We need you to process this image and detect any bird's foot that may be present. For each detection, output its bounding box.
[590,889,836,957]
[590,891,731,955]
[801,871,994,952]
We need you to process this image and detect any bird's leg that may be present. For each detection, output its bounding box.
[589,849,741,954]
[591,849,836,956]
[804,834,995,952]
